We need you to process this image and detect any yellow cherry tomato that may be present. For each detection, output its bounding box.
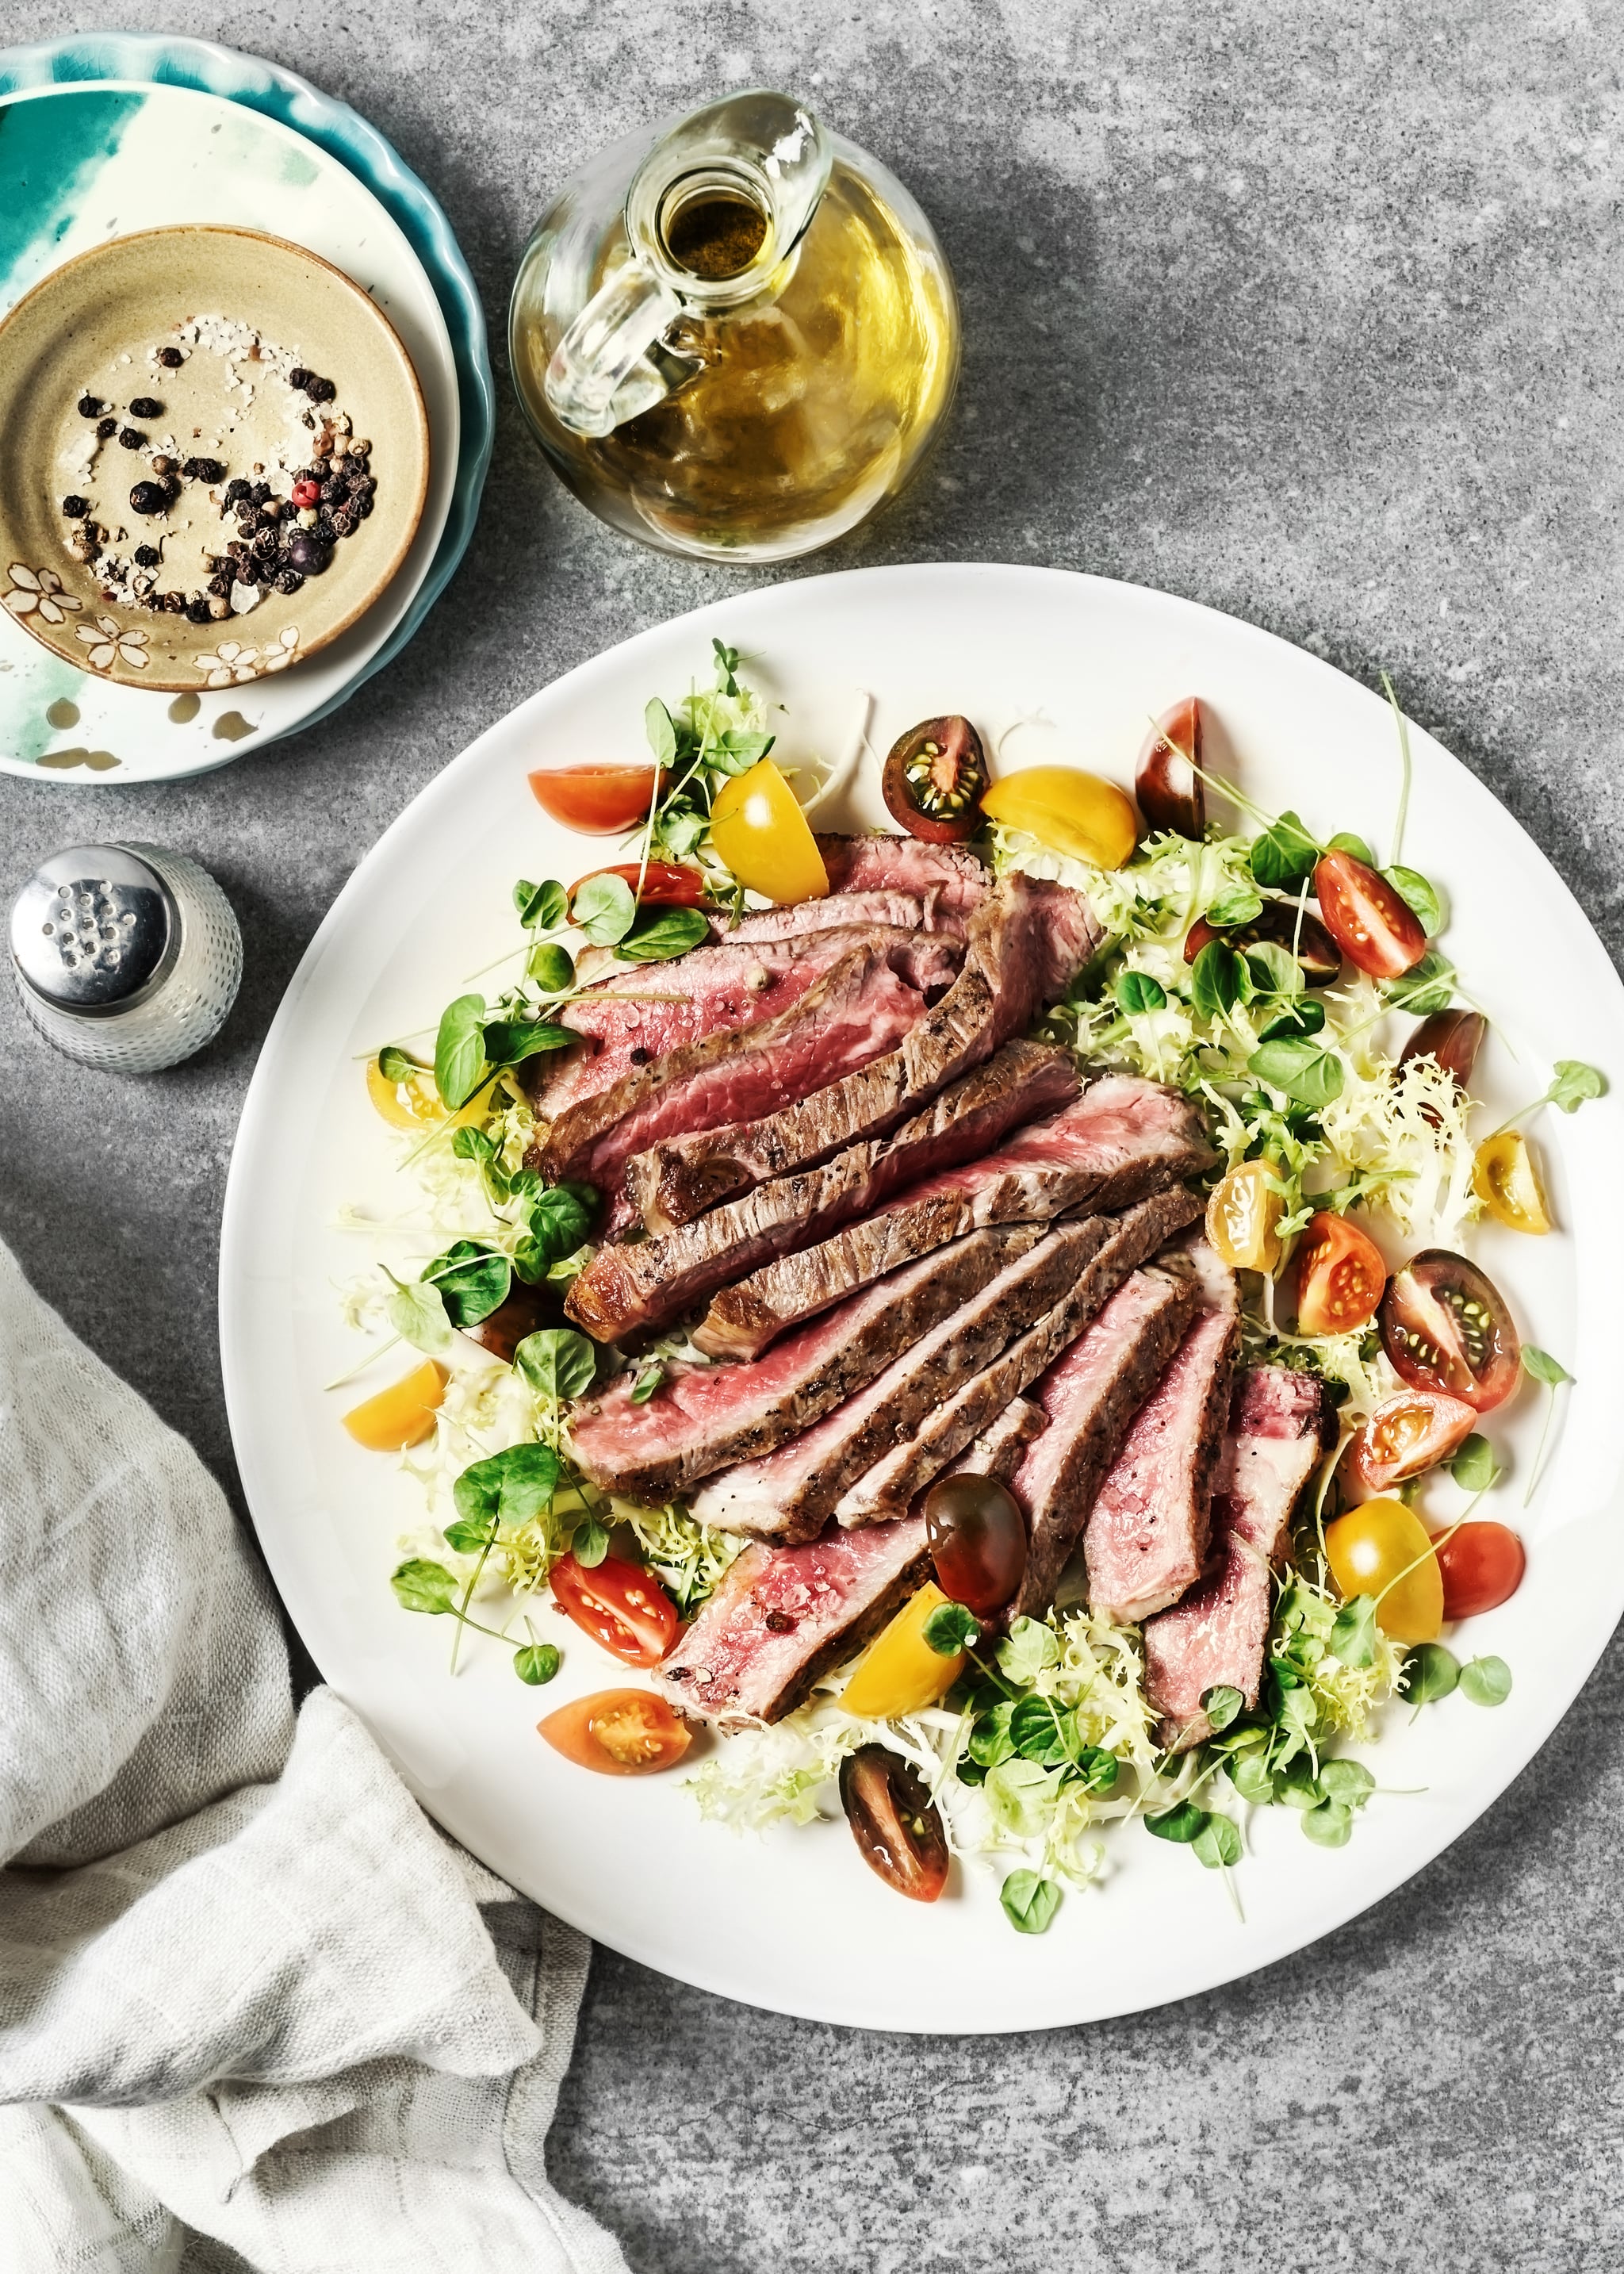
[840,1582,966,1719]
[979,766,1139,870]
[1324,1497,1443,1645]
[708,759,830,903]
[1205,1159,1284,1274]
[1473,1130,1552,1234]
[366,1055,489,1130]
[343,1360,448,1451]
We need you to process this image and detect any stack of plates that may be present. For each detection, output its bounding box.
[0,33,492,783]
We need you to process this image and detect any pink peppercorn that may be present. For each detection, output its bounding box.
[290,478,321,508]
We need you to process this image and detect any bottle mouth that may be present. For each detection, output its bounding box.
[656,168,772,286]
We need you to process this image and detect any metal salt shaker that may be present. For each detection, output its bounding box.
[9,842,242,1072]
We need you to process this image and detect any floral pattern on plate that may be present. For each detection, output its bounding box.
[75,615,151,672]
[193,625,301,686]
[4,562,82,626]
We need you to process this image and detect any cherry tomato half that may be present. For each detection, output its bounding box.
[1312,851,1427,979]
[549,1552,680,1668]
[1473,1131,1553,1235]
[839,1744,950,1901]
[1346,1388,1477,1497]
[1324,1498,1443,1643]
[539,1689,691,1775]
[567,860,709,911]
[1294,1211,1387,1335]
[1399,1009,1486,1092]
[529,763,665,834]
[924,1471,1028,1614]
[1206,1159,1285,1274]
[882,715,988,843]
[1435,1521,1526,1620]
[1184,900,1342,987]
[708,758,830,903]
[979,766,1139,871]
[1135,698,1205,839]
[1379,1249,1522,1413]
[840,1582,964,1719]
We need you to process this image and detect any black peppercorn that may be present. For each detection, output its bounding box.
[304,375,336,403]
[157,345,184,367]
[78,394,103,417]
[251,481,271,504]
[182,455,227,483]
[133,543,161,568]
[331,507,357,538]
[224,477,251,505]
[163,590,189,614]
[207,571,232,598]
[284,528,332,576]
[184,596,213,624]
[358,494,374,517]
[347,453,370,476]
[129,480,170,516]
[274,568,304,596]
[96,416,118,440]
[319,477,345,506]
[288,366,310,390]
[60,494,90,520]
[251,527,278,558]
[118,427,144,449]
[129,395,163,419]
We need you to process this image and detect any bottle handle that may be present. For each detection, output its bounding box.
[545,259,691,439]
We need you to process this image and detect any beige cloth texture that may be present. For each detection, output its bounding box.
[0,1239,626,2274]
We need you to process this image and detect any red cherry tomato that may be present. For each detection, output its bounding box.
[1434,1521,1526,1620]
[1312,851,1427,979]
[1135,698,1205,839]
[549,1553,680,1667]
[539,1689,691,1774]
[1294,1211,1387,1335]
[568,860,708,910]
[1379,1249,1522,1413]
[529,764,666,834]
[838,1745,949,1901]
[924,1472,1028,1614]
[1346,1389,1477,1497]
[882,715,988,843]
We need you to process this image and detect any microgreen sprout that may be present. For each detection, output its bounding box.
[1520,1345,1573,1506]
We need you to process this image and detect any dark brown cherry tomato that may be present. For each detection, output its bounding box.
[882,715,988,843]
[1184,899,1342,987]
[1312,850,1427,978]
[567,860,708,910]
[539,1689,692,1774]
[1398,1009,1486,1092]
[529,763,666,834]
[459,1279,567,1364]
[839,1744,950,1902]
[924,1471,1028,1614]
[1346,1388,1477,1497]
[1380,1249,1522,1413]
[550,1553,680,1667]
[1294,1211,1387,1335]
[1434,1521,1526,1620]
[1135,697,1205,838]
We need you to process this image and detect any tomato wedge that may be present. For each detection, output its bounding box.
[1293,1211,1387,1335]
[539,1689,691,1774]
[1312,851,1427,979]
[1472,1131,1552,1234]
[529,763,665,834]
[1379,1249,1522,1412]
[549,1552,680,1667]
[839,1745,950,1901]
[1135,698,1205,839]
[567,860,708,910]
[1435,1522,1526,1620]
[1346,1389,1477,1497]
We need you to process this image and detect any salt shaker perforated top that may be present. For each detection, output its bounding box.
[9,842,242,1072]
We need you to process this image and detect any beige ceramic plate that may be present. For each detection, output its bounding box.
[0,224,428,692]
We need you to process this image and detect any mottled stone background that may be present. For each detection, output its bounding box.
[3,2,1622,2267]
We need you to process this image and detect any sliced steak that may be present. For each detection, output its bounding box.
[696,1072,1212,1359]
[525,928,960,1210]
[626,872,1101,1229]
[568,1226,1040,1502]
[833,1186,1205,1529]
[816,833,990,913]
[940,1398,1048,1487]
[654,1518,931,1728]
[1081,1237,1239,1622]
[1007,1267,1202,1621]
[1143,1368,1327,1750]
[714,890,973,945]
[571,1041,1076,1341]
[692,1218,1118,1544]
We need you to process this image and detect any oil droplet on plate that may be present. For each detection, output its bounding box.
[46,698,80,729]
[213,711,256,742]
[167,692,201,723]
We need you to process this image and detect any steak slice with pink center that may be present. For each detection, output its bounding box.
[1142,1367,1328,1750]
[567,1041,1078,1344]
[654,1518,932,1728]
[569,1226,1040,1503]
[695,1072,1212,1360]
[816,833,990,912]
[625,873,1101,1230]
[1082,1237,1240,1623]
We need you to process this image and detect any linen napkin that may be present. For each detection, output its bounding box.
[0,1237,627,2274]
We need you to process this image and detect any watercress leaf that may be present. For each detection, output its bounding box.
[984,1757,1061,1837]
[1205,882,1264,927]
[456,1444,561,1530]
[1009,1695,1073,1766]
[924,1601,981,1655]
[1330,1593,1378,1668]
[1191,938,1250,1022]
[1522,1345,1572,1388]
[452,1124,497,1169]
[573,871,638,948]
[644,697,678,769]
[1249,810,1321,887]
[1193,1813,1243,1870]
[515,1328,598,1406]
[391,1558,458,1616]
[386,1276,452,1356]
[630,1363,665,1406]
[1385,949,1454,1016]
[1114,970,1168,1015]
[1385,865,1443,936]
[481,1017,575,1068]
[969,1703,1018,1769]
[1230,1751,1279,1806]
[718,727,775,765]
[1301,1798,1354,1846]
[1000,1869,1062,1935]
[997,1616,1061,1685]
[1459,1654,1513,1707]
[1318,1758,1376,1807]
[524,1182,596,1267]
[1549,1059,1606,1113]
[377,1043,423,1083]
[711,638,741,694]
[443,1514,497,1555]
[423,1239,511,1329]
[617,907,711,963]
[1401,1641,1460,1706]
[1326,830,1375,865]
[1259,999,1327,1043]
[515,878,568,930]
[1076,1746,1120,1794]
[434,993,487,1110]
[572,1517,610,1568]
[1247,1037,1345,1110]
[1246,940,1304,1000]
[1446,1433,1496,1492]
[1201,1685,1245,1733]
[527,941,576,993]
[661,805,707,859]
[1277,1760,1327,1811]
[515,1642,561,1685]
[1147,1800,1209,1844]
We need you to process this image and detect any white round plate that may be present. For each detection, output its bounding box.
[0,82,458,780]
[220,566,1624,2033]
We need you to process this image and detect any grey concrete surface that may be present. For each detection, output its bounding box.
[3,2,1622,2267]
